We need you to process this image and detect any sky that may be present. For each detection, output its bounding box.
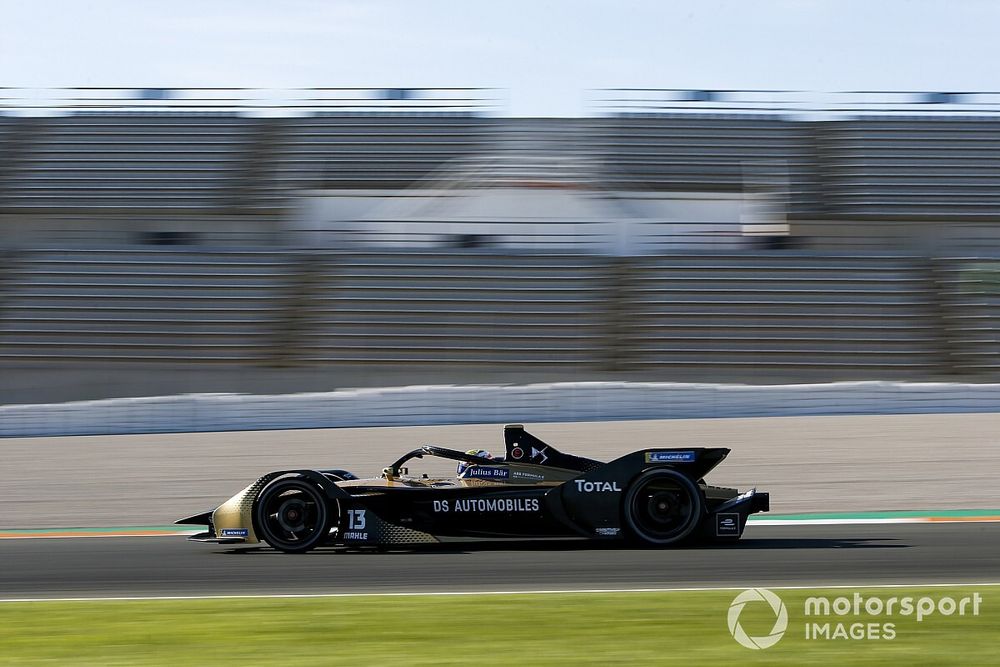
[0,0,996,116]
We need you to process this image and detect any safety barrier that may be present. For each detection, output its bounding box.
[2,380,999,437]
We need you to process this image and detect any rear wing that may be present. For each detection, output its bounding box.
[503,424,729,479]
[634,447,730,480]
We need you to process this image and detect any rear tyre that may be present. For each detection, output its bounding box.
[254,477,331,553]
[623,469,703,547]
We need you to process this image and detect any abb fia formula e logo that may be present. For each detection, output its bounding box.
[727,588,788,649]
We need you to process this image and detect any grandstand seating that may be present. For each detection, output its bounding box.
[593,114,819,212]
[0,249,958,378]
[0,249,293,360]
[938,258,1000,372]
[6,91,1000,397]
[0,117,22,205]
[2,110,1000,221]
[272,115,488,190]
[302,252,608,364]
[627,254,938,370]
[817,118,1000,217]
[0,115,253,210]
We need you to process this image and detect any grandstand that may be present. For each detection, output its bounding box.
[5,87,1000,223]
[1,115,252,210]
[817,117,1000,217]
[0,248,293,361]
[301,252,608,365]
[274,114,489,191]
[592,114,818,212]
[625,254,938,371]
[3,87,1000,402]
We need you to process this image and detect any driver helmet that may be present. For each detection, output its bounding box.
[457,449,493,476]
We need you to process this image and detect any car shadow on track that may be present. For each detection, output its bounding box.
[708,537,906,550]
[221,536,905,556]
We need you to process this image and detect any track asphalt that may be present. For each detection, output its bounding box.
[1,523,996,599]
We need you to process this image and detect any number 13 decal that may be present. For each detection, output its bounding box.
[347,509,366,530]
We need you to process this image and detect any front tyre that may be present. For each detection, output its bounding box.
[254,477,331,553]
[623,469,703,547]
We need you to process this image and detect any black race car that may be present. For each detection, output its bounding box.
[176,424,769,553]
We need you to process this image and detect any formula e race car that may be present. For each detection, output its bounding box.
[176,424,769,553]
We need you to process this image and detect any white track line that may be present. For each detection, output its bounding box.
[753,518,1000,526]
[2,582,999,604]
[752,518,923,526]
[1,516,997,540]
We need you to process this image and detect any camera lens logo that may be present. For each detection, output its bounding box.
[727,588,788,649]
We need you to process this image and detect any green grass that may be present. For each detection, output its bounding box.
[0,587,994,666]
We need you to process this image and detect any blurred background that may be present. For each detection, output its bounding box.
[3,85,1000,405]
[3,8,1000,656]
[2,0,1000,409]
